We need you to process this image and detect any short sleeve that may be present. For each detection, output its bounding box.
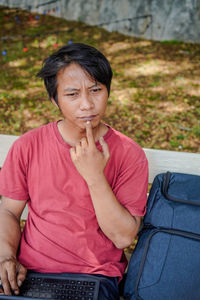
[112,150,148,217]
[0,139,29,200]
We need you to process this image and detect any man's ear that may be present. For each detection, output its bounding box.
[51,98,59,108]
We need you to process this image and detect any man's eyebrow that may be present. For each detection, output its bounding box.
[63,83,99,92]
[88,83,99,89]
[63,88,79,92]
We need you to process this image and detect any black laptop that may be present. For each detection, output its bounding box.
[0,272,100,300]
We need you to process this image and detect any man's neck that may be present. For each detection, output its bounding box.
[57,120,108,146]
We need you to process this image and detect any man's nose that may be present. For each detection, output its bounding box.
[79,93,94,110]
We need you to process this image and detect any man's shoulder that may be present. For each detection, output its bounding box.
[109,127,145,159]
[18,122,55,143]
[12,122,56,152]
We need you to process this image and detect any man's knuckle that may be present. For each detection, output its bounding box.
[19,264,27,272]
[90,147,96,154]
[8,276,16,283]
[1,278,8,285]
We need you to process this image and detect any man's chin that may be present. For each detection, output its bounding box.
[80,119,100,129]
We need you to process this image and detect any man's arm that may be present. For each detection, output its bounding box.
[87,174,141,249]
[70,121,142,249]
[0,197,27,295]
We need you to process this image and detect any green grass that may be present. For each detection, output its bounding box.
[0,5,200,152]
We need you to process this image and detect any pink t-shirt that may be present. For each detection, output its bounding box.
[0,121,148,279]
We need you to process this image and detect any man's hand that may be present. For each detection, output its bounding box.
[0,256,27,295]
[70,121,110,185]
[70,121,141,248]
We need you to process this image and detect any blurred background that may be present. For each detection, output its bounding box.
[0,0,200,152]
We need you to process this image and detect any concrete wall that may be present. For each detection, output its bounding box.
[1,0,200,43]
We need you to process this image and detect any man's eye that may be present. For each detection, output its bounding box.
[91,88,101,93]
[66,93,77,97]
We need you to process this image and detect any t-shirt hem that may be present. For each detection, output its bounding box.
[24,264,125,281]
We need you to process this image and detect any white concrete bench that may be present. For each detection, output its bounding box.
[1,133,200,220]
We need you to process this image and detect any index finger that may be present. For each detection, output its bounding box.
[7,264,19,295]
[0,269,12,295]
[86,121,95,146]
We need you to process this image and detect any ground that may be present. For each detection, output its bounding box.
[0,5,200,152]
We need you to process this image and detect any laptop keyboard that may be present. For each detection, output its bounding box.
[19,276,99,300]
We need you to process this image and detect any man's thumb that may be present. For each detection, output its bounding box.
[17,264,27,286]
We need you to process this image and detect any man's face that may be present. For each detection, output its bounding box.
[55,63,108,131]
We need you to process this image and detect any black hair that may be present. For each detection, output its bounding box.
[37,43,113,104]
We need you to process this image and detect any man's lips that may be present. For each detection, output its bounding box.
[78,115,98,121]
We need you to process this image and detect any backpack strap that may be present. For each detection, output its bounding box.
[162,172,200,206]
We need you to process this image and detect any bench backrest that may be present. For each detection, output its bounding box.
[1,134,200,219]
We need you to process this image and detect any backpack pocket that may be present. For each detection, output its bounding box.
[134,229,200,300]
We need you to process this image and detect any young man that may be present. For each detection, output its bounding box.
[0,43,148,299]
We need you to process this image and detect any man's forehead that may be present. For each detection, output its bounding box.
[58,64,96,82]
